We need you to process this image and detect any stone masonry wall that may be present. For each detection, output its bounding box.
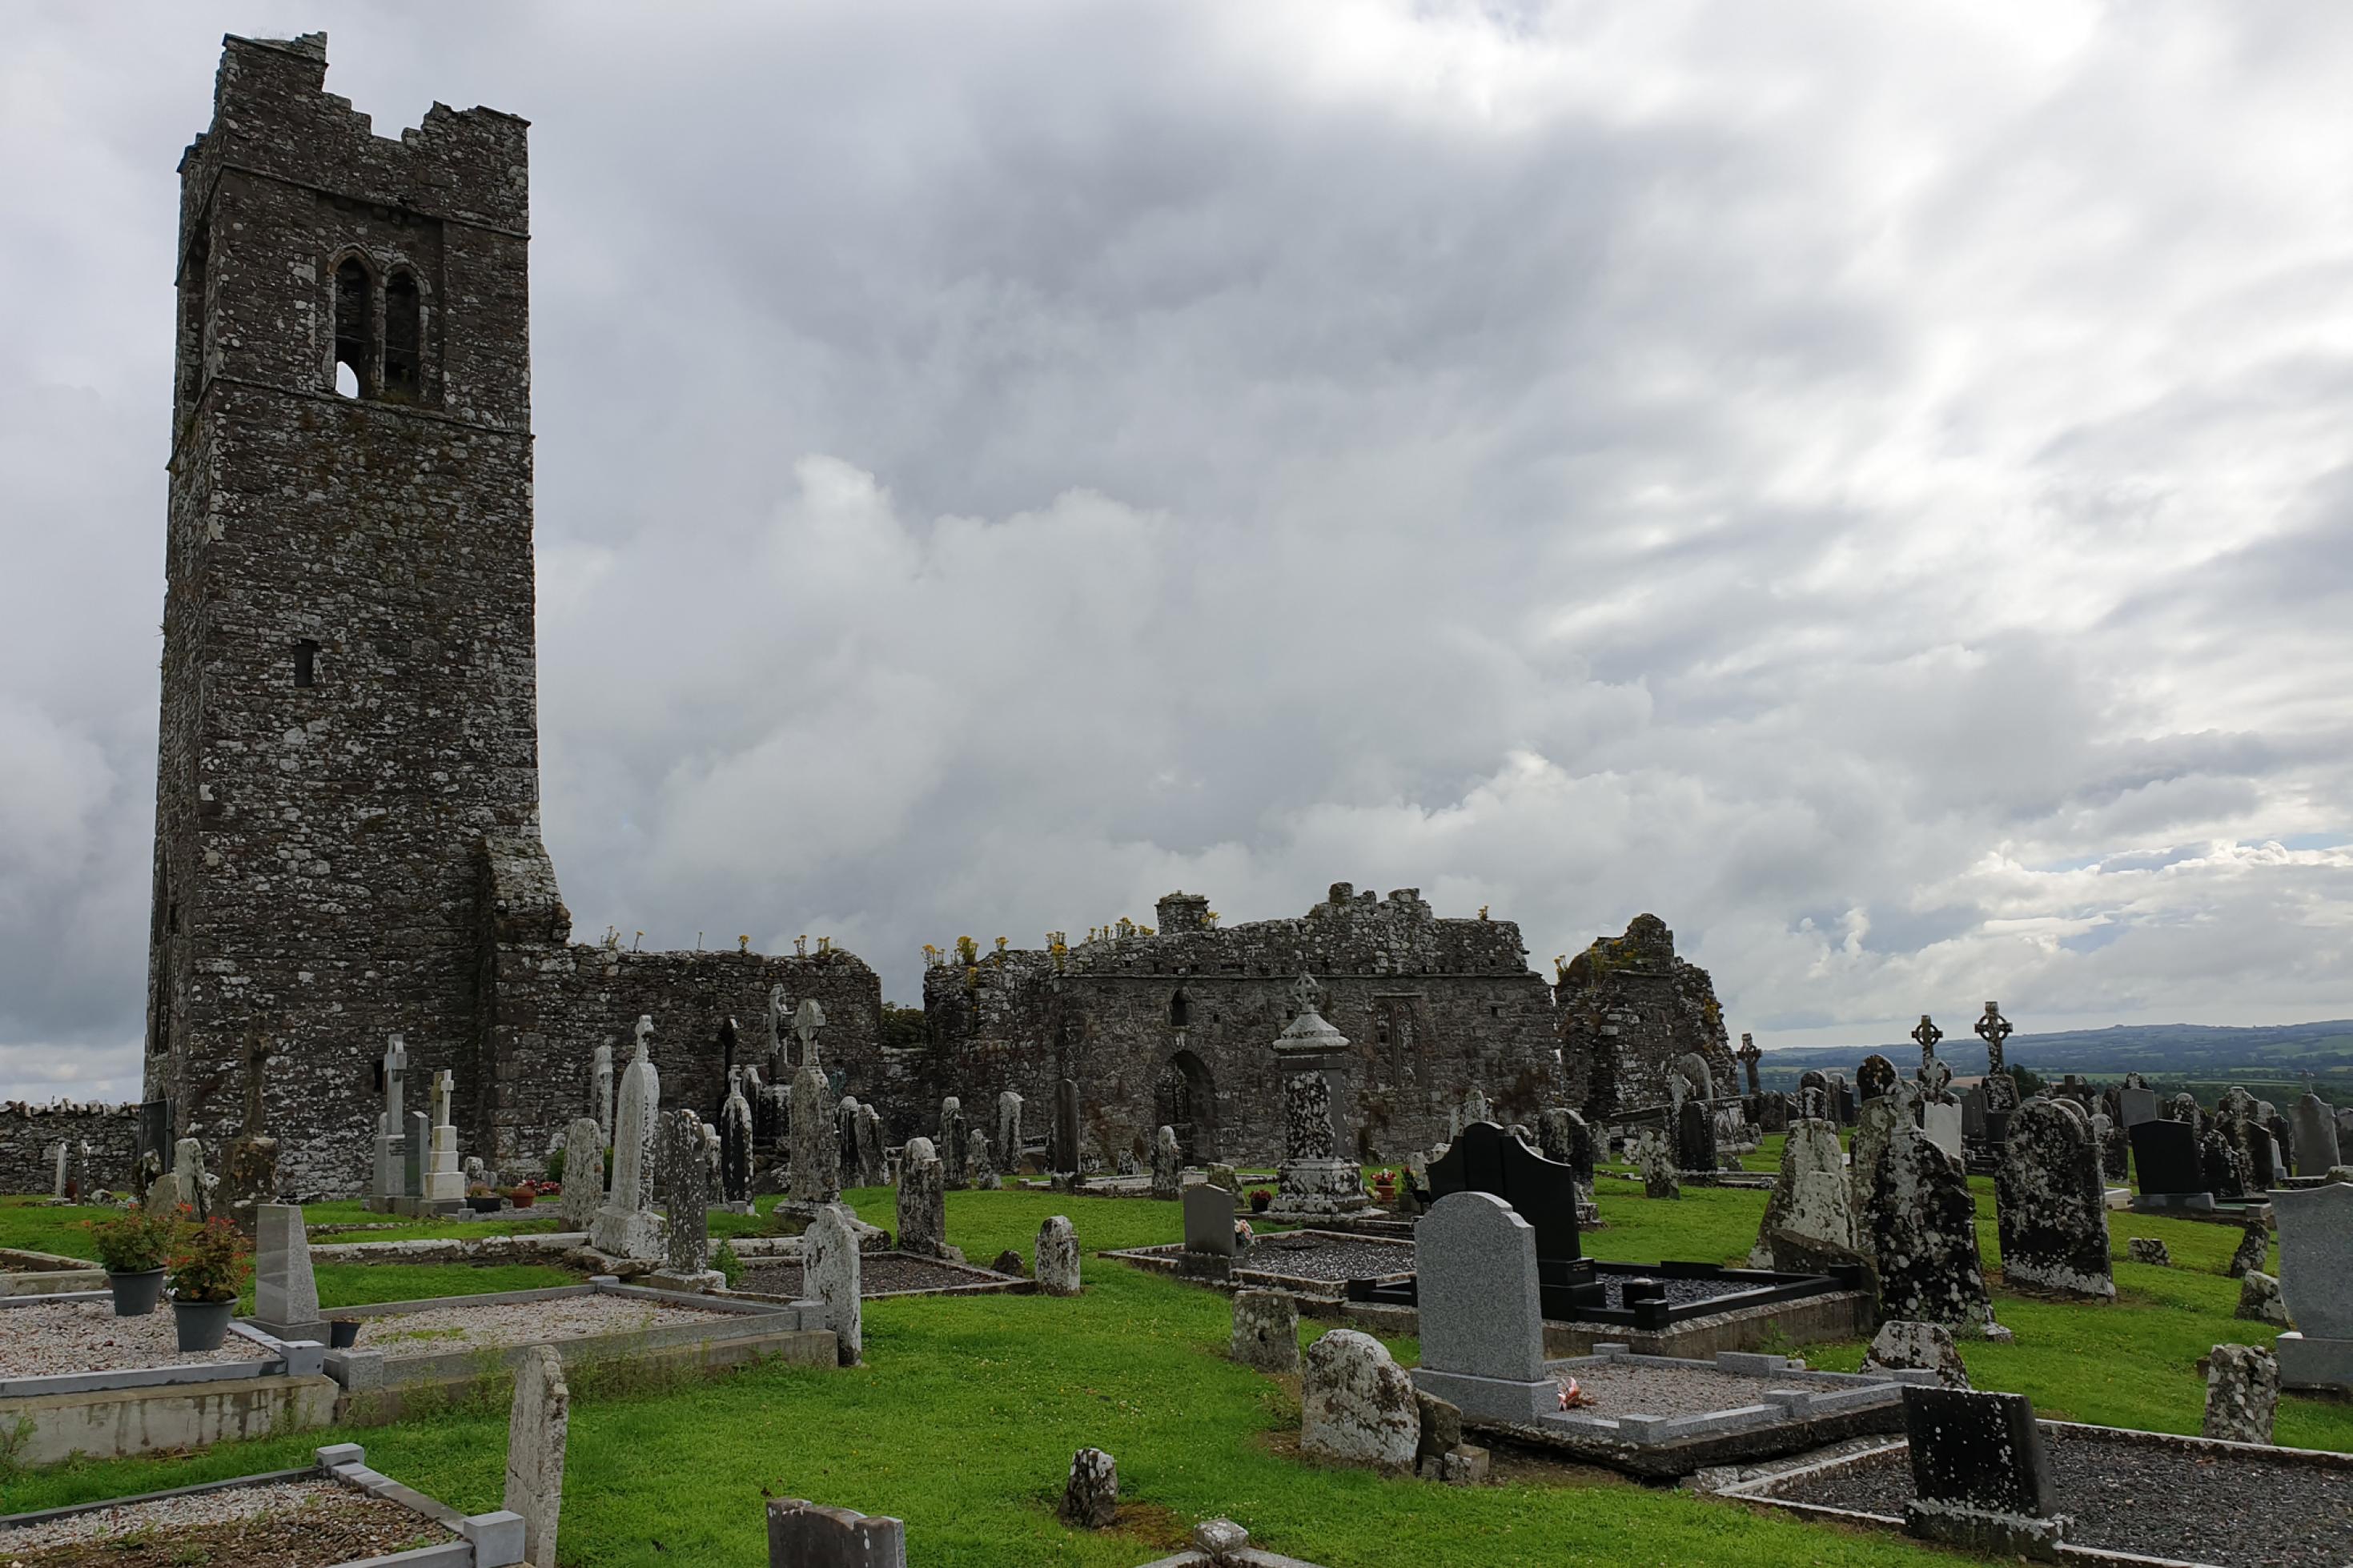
[1554,912,1735,1121]
[922,884,1560,1167]
[0,1104,139,1197]
[477,837,885,1175]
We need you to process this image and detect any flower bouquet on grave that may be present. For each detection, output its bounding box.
[1234,1218,1255,1252]
[166,1212,250,1351]
[1372,1169,1397,1201]
[86,1208,178,1317]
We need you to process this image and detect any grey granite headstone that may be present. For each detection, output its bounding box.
[1183,1181,1237,1257]
[2118,1085,2158,1129]
[252,1203,319,1336]
[1410,1191,1555,1422]
[765,1498,905,1568]
[2271,1181,2352,1339]
[1921,1100,1965,1163]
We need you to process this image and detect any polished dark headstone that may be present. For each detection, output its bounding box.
[1902,1386,2055,1518]
[2129,1118,2206,1197]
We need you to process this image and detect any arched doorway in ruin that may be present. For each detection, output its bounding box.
[1155,1049,1217,1165]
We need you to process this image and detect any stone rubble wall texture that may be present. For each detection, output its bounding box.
[139,35,888,1197]
[0,1103,138,1193]
[1552,913,1736,1121]
[920,884,1560,1167]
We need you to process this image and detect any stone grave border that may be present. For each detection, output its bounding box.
[1105,1235,1871,1357]
[1103,1230,1419,1301]
[722,1249,1034,1305]
[321,1277,831,1394]
[0,1245,106,1297]
[0,1289,326,1400]
[1717,1418,2353,1566]
[1456,1345,1928,1480]
[0,1441,525,1566]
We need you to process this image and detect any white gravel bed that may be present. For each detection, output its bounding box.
[1548,1361,1807,1418]
[357,1293,733,1351]
[0,1300,271,1378]
[0,1477,443,1551]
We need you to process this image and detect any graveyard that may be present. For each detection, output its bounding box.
[6,1124,2351,1566]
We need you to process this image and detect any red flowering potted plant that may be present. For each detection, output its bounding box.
[86,1208,177,1317]
[166,1212,251,1352]
[500,1182,536,1209]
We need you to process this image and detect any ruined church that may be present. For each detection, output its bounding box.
[5,33,1740,1197]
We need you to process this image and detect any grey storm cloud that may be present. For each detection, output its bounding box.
[4,0,2351,1101]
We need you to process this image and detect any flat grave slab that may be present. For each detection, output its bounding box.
[732,1251,1030,1301]
[1,1442,521,1566]
[1456,1346,1927,1479]
[0,1246,106,1297]
[1733,1421,2353,1568]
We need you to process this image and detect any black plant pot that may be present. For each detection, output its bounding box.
[466,1195,503,1213]
[171,1297,235,1352]
[328,1317,362,1349]
[107,1268,167,1317]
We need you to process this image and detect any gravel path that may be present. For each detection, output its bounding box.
[1767,1430,2353,1568]
[1543,1361,1803,1418]
[1,1477,451,1565]
[356,1294,729,1351]
[1232,1235,1416,1284]
[738,1253,1010,1297]
[0,1301,271,1378]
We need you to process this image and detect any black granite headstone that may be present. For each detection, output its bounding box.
[1901,1386,2055,1518]
[1833,1081,1858,1126]
[2128,1118,2205,1197]
[1427,1121,1584,1276]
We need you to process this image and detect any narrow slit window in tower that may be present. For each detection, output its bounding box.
[293,639,319,688]
[383,271,421,398]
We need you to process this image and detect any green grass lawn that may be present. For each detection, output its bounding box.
[5,1175,2346,1566]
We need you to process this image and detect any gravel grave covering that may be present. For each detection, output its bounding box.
[1584,1274,1761,1310]
[0,1301,271,1378]
[1543,1361,1807,1418]
[737,1253,1009,1297]
[1766,1430,2353,1568]
[1231,1235,1416,1284]
[356,1293,729,1351]
[0,1477,451,1566]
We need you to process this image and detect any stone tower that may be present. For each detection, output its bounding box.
[144,33,537,1192]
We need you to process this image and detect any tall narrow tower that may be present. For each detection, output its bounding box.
[147,33,540,1192]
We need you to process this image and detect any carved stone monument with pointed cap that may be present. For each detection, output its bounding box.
[1267,974,1371,1222]
[371,1033,408,1211]
[590,1018,664,1259]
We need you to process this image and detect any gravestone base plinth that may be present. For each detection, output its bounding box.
[2274,1333,2353,1394]
[2129,1191,2215,1213]
[1412,1367,1559,1425]
[1267,1159,1371,1223]
[588,1207,665,1261]
[1903,1499,2070,1562]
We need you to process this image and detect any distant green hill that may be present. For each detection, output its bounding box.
[1757,1020,2353,1099]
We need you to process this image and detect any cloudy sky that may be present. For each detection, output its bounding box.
[5,0,2352,1102]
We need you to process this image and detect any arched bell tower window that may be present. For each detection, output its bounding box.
[383,271,421,399]
[334,257,374,397]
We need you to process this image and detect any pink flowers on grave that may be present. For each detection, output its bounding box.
[1557,1377,1588,1410]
